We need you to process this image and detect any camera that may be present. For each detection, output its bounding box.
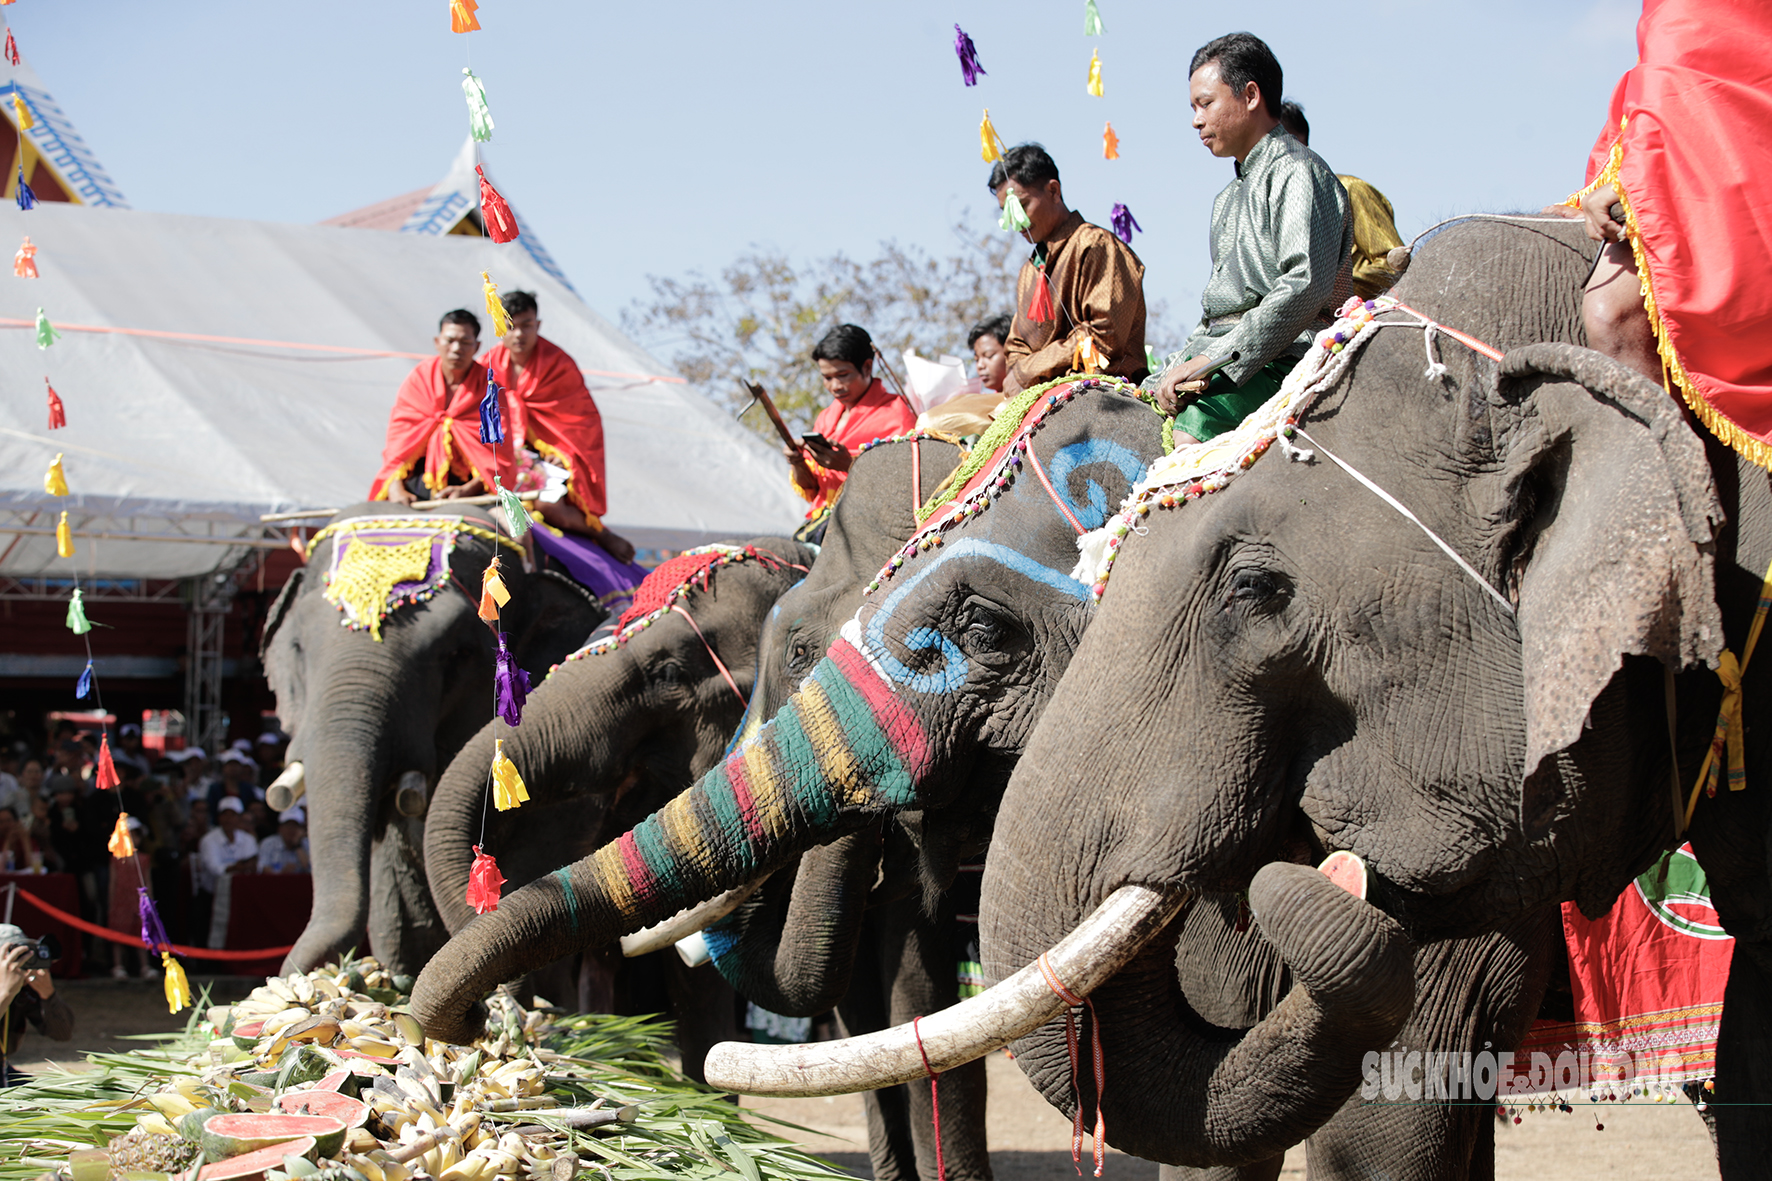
[0,930,59,964]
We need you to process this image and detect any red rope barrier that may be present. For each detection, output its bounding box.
[8,887,294,962]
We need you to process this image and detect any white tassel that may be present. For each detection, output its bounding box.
[1423,324,1449,381]
[1278,433,1314,462]
[1072,526,1115,585]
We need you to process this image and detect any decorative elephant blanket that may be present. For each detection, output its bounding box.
[309,516,519,641]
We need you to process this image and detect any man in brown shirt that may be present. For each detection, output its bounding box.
[990,144,1148,395]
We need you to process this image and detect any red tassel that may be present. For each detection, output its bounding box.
[4,28,17,67]
[95,734,119,791]
[1027,267,1055,323]
[475,165,519,244]
[46,377,64,429]
[466,844,505,914]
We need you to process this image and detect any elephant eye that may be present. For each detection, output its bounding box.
[958,597,1009,649]
[655,660,685,686]
[1228,569,1283,607]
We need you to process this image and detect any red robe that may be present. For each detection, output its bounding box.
[801,380,917,515]
[1580,0,1772,465]
[370,357,511,501]
[483,337,609,519]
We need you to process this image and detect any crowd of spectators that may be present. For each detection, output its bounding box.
[0,723,309,976]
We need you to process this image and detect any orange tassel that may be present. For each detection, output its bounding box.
[450,0,480,32]
[1027,267,1055,323]
[479,556,510,621]
[13,234,36,277]
[1102,122,1120,160]
[108,813,134,858]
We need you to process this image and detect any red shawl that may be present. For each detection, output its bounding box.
[483,337,609,519]
[370,357,511,501]
[800,380,917,515]
[1581,0,1772,464]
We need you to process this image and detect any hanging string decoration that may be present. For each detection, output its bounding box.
[494,633,529,726]
[953,25,986,87]
[1110,203,1141,244]
[55,509,72,557]
[1084,0,1105,35]
[44,451,66,495]
[1073,335,1106,374]
[490,739,529,810]
[479,369,505,444]
[14,233,35,276]
[1086,49,1103,97]
[481,270,511,336]
[493,478,531,540]
[95,733,120,790]
[3,28,17,66]
[475,164,519,243]
[138,888,191,1014]
[75,659,92,699]
[979,109,1004,163]
[466,845,505,914]
[15,166,33,210]
[478,554,510,621]
[65,587,90,634]
[450,0,480,33]
[999,188,1032,233]
[35,306,57,347]
[462,68,494,142]
[1102,122,1120,160]
[107,813,135,858]
[11,89,30,130]
[45,377,63,428]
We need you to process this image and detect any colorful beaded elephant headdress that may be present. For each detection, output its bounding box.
[305,515,519,642]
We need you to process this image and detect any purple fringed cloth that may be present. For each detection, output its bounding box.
[530,525,650,615]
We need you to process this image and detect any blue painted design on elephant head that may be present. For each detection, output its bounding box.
[862,539,1090,694]
[1045,439,1148,531]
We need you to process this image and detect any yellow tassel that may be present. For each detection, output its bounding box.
[44,451,67,496]
[108,813,135,858]
[1073,335,1106,374]
[55,510,73,558]
[12,91,32,131]
[491,738,529,811]
[478,556,510,621]
[162,953,191,1014]
[979,109,1004,163]
[482,271,511,337]
[1086,49,1103,97]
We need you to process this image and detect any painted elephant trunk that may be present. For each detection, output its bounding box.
[411,640,934,1043]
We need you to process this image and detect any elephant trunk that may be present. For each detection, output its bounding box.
[424,719,497,934]
[410,639,933,1044]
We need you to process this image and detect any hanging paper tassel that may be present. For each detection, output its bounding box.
[108,813,134,857]
[44,451,67,496]
[479,369,504,444]
[979,109,1005,164]
[65,587,90,634]
[953,25,986,87]
[466,844,505,914]
[1073,335,1106,374]
[75,659,92,699]
[462,68,494,142]
[1086,49,1104,97]
[490,739,529,811]
[494,478,532,540]
[12,91,32,130]
[55,510,73,558]
[139,887,169,952]
[1027,267,1055,322]
[4,28,18,67]
[495,633,530,727]
[481,271,511,336]
[475,164,519,243]
[449,0,480,33]
[95,734,119,790]
[1103,122,1120,160]
[1110,202,1142,244]
[999,188,1032,233]
[45,377,63,429]
[14,234,36,277]
[161,952,191,1014]
[1084,0,1105,35]
[15,166,34,211]
[478,555,510,621]
[36,307,58,348]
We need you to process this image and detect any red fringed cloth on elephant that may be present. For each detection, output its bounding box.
[1511,844,1732,1099]
[483,337,610,519]
[370,357,509,499]
[1572,0,1772,465]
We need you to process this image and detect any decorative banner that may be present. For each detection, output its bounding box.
[55,509,72,557]
[475,164,518,243]
[490,738,529,810]
[980,109,1004,163]
[13,234,35,276]
[481,270,511,335]
[94,734,119,790]
[1086,49,1103,97]
[1102,122,1120,160]
[478,369,504,444]
[462,68,494,142]
[1110,202,1141,244]
[466,845,504,914]
[35,306,57,347]
[107,814,134,857]
[478,555,510,621]
[75,659,92,699]
[493,478,531,540]
[999,188,1031,233]
[44,377,62,428]
[14,165,33,210]
[10,90,30,130]
[1084,0,1105,35]
[43,451,66,495]
[449,0,480,33]
[494,633,529,726]
[3,28,17,67]
[65,587,90,634]
[953,25,985,87]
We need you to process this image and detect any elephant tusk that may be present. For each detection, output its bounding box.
[701,883,1188,1097]
[618,876,770,958]
[266,761,306,812]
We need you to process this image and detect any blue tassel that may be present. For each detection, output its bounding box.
[75,660,92,700]
[479,370,504,444]
[15,166,35,211]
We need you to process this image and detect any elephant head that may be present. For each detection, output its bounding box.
[262,503,604,974]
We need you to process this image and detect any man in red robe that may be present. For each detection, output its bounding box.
[785,324,916,516]
[372,310,504,504]
[483,291,633,563]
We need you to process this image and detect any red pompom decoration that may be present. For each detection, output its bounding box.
[466,844,505,914]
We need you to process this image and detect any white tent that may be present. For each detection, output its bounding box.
[0,203,803,579]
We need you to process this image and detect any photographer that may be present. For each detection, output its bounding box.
[0,923,73,1086]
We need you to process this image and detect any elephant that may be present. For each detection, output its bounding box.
[262,502,605,974]
[419,534,816,1079]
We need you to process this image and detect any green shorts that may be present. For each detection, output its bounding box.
[1174,356,1299,442]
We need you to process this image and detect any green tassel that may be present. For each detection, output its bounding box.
[65,588,90,635]
[496,479,532,539]
[35,307,59,349]
[1084,0,1104,35]
[462,68,494,142]
[999,188,1032,232]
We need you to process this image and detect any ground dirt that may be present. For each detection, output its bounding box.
[19,977,1721,1180]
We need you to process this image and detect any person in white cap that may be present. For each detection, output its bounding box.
[257,807,309,875]
[199,797,258,948]
[207,751,262,819]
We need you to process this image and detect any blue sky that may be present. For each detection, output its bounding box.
[20,1,1638,353]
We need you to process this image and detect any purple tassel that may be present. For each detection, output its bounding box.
[479,370,504,445]
[495,633,530,727]
[954,25,985,87]
[1110,202,1142,244]
[75,660,92,700]
[139,887,171,952]
[15,166,35,211]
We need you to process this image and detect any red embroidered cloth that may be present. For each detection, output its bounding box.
[801,380,917,515]
[483,337,610,518]
[370,357,509,500]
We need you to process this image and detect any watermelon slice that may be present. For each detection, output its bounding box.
[310,1068,365,1099]
[199,1114,344,1162]
[187,1137,317,1181]
[272,1090,369,1129]
[231,1020,266,1051]
[1318,851,1369,899]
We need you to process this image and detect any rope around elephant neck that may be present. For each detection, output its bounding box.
[669,604,747,708]
[912,1016,947,1181]
[1039,952,1107,1177]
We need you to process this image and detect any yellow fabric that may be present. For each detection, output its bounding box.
[482,272,512,337]
[304,517,523,559]
[162,954,190,1014]
[917,391,1005,437]
[108,815,135,859]
[479,556,510,621]
[323,535,433,643]
[1086,49,1103,97]
[43,453,66,497]
[12,93,32,131]
[980,109,1004,162]
[491,739,529,811]
[1337,175,1403,301]
[55,511,72,558]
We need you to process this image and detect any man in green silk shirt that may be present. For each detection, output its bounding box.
[1150,32,1353,444]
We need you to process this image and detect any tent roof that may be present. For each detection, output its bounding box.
[0,203,803,579]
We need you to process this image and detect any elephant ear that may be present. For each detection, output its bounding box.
[1494,343,1724,782]
[260,567,305,663]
